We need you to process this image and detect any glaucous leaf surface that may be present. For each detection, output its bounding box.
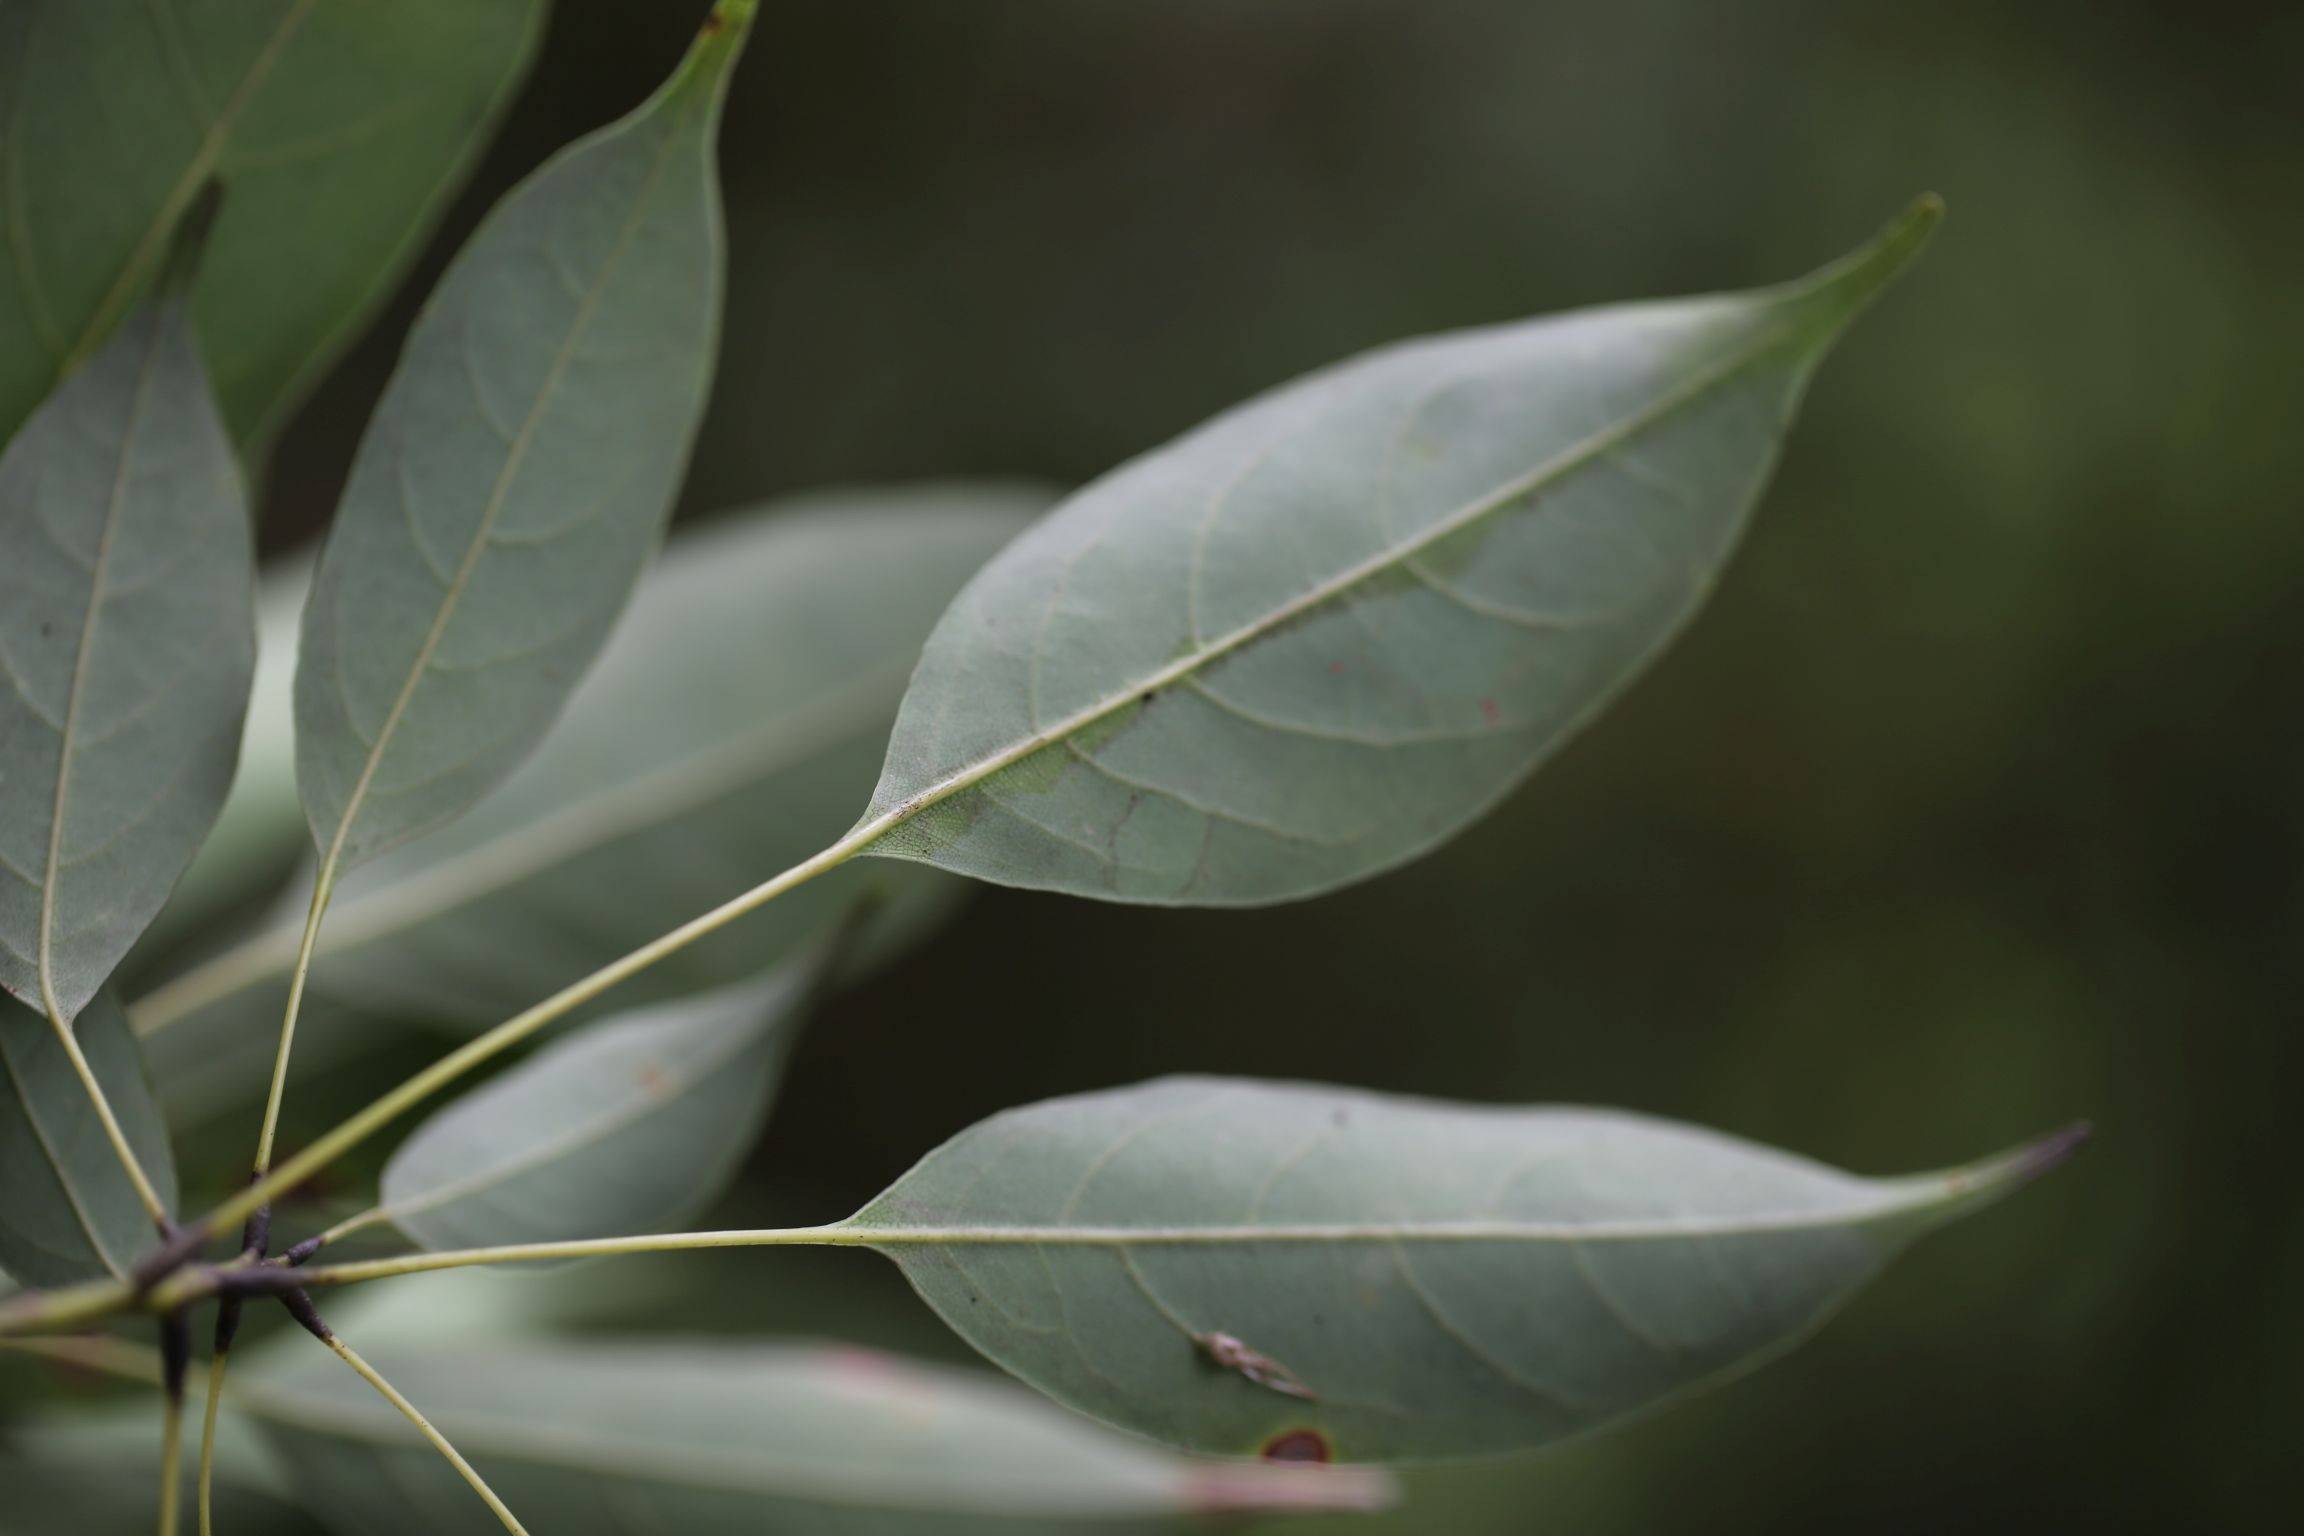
[293,6,747,874]
[139,553,311,953]
[856,202,1939,904]
[253,1340,1390,1534]
[377,963,819,1253]
[0,992,175,1286]
[137,487,1038,1049]
[0,279,254,1020]
[0,0,543,448]
[846,1075,2075,1462]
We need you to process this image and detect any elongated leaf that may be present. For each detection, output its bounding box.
[0,991,176,1286]
[137,487,1039,1047]
[378,960,821,1253]
[293,4,748,874]
[253,1340,1391,1533]
[0,271,255,1020]
[853,201,1939,905]
[0,0,543,448]
[0,1405,300,1536]
[846,1075,2077,1462]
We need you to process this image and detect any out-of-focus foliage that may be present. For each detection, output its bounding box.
[8,1,2288,1532]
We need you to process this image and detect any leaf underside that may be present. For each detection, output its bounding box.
[850,1073,2062,1461]
[0,286,254,1021]
[859,202,1938,906]
[378,963,815,1254]
[0,991,176,1286]
[293,16,740,874]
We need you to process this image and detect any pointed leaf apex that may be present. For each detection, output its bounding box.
[1896,1118,2090,1232]
[667,0,757,108]
[1789,193,1945,332]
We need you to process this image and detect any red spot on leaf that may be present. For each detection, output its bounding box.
[1479,697,1500,727]
[1328,660,1346,675]
[1262,1428,1333,1463]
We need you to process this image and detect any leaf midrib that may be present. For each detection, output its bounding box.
[856,310,1807,851]
[37,304,171,1023]
[842,1198,1944,1248]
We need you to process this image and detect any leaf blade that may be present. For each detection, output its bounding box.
[0,273,255,1020]
[251,1339,1391,1531]
[0,990,177,1286]
[0,0,544,448]
[378,959,819,1253]
[855,201,1940,904]
[848,1074,2072,1461]
[292,9,747,874]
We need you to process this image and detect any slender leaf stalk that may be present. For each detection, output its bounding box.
[0,1273,135,1335]
[250,868,335,1175]
[195,1350,230,1536]
[308,1206,389,1252]
[320,1334,530,1536]
[41,1008,169,1229]
[157,1374,185,1536]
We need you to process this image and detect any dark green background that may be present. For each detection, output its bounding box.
[40,2,2304,1531]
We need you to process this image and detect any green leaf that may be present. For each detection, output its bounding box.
[293,5,748,875]
[0,270,255,1021]
[845,1075,2077,1462]
[0,1405,301,1536]
[0,0,544,448]
[0,991,177,1286]
[854,201,1940,905]
[252,1339,1392,1532]
[136,487,1040,1046]
[377,958,823,1254]
[138,552,312,954]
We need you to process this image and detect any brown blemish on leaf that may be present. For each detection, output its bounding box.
[1261,1427,1334,1463]
[1479,696,1501,727]
[635,1063,671,1097]
[1197,1331,1316,1400]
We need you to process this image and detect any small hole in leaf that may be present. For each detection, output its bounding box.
[1261,1428,1332,1463]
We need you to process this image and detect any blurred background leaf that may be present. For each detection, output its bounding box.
[252,1338,1392,1534]
[0,0,544,448]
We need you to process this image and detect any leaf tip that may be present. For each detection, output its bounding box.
[670,0,757,104]
[1929,1118,2091,1214]
[1789,193,1945,332]
[2004,1118,2093,1183]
